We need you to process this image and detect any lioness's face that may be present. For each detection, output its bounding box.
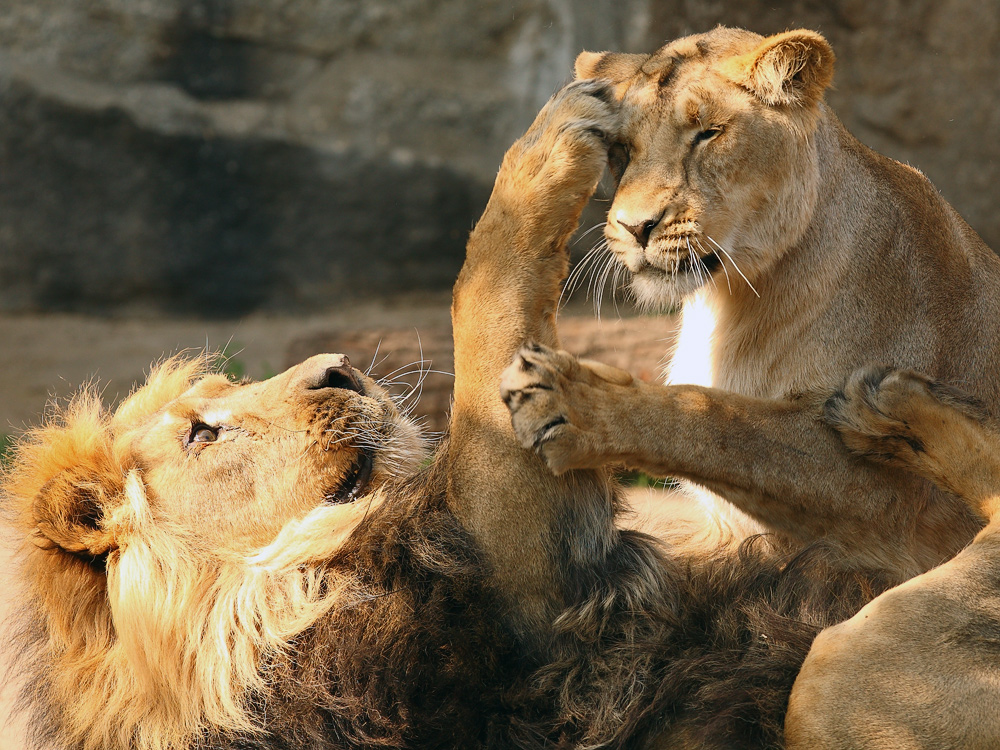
[582,28,833,308]
[125,353,425,549]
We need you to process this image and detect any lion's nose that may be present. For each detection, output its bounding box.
[618,211,663,249]
[308,355,365,394]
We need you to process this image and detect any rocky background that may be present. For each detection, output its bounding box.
[2,0,998,316]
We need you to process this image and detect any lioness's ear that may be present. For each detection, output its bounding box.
[32,470,118,561]
[575,50,646,82]
[723,30,834,107]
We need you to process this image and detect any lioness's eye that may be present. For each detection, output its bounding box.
[190,424,219,444]
[692,127,723,146]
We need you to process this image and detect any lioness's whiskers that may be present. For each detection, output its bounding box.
[594,252,620,320]
[707,235,759,298]
[700,236,731,293]
[685,237,701,287]
[612,262,629,316]
[691,237,718,292]
[586,243,613,305]
[575,221,608,243]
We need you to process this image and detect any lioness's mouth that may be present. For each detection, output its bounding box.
[632,250,721,278]
[675,251,720,275]
[325,450,375,504]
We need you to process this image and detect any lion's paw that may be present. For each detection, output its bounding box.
[500,343,625,475]
[503,79,620,201]
[824,367,986,467]
[824,368,935,463]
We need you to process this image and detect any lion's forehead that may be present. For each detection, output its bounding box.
[160,377,252,422]
[181,375,235,401]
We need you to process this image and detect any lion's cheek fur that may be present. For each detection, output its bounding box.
[43,483,377,750]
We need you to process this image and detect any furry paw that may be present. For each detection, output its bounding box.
[501,79,620,204]
[824,367,987,467]
[500,343,632,474]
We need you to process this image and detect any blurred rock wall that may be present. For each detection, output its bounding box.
[1,0,997,315]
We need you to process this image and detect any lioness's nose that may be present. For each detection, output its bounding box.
[618,212,662,248]
[299,354,365,394]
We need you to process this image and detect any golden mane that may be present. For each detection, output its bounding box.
[3,355,380,750]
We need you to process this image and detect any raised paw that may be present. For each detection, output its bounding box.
[825,367,992,483]
[499,343,632,474]
[499,79,621,208]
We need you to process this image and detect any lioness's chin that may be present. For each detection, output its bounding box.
[630,267,712,310]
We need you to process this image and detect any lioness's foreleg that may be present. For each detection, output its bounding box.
[500,344,976,572]
[447,81,620,637]
[786,367,1000,750]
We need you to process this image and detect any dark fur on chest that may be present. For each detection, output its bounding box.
[210,464,547,750]
[200,466,891,750]
[540,534,894,749]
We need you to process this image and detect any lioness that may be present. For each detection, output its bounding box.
[503,26,999,579]
[497,25,1000,748]
[5,79,846,750]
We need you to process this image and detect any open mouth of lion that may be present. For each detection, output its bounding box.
[324,450,375,504]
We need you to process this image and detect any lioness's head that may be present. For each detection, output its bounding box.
[3,353,426,750]
[577,27,834,307]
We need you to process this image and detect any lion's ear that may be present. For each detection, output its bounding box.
[723,30,834,107]
[575,51,646,82]
[32,470,118,562]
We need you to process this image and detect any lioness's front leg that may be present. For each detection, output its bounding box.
[500,344,977,573]
[447,81,620,637]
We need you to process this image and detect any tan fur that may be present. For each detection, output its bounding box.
[3,354,425,750]
[447,79,625,640]
[786,369,1000,749]
[503,26,1000,578]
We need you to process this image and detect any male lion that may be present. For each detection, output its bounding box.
[6,76,870,749]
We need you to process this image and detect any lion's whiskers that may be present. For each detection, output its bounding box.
[560,238,610,312]
[365,339,389,377]
[707,235,759,298]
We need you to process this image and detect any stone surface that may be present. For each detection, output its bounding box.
[0,76,486,315]
[1,1,998,314]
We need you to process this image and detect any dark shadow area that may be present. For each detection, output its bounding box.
[0,82,489,317]
[151,0,253,101]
